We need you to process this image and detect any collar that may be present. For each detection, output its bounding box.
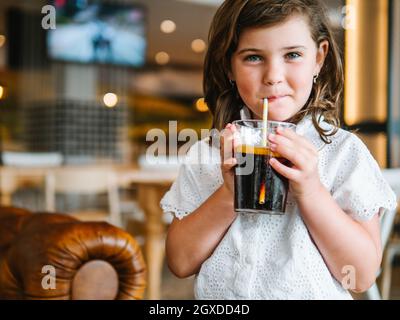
[240,106,252,120]
[294,114,328,151]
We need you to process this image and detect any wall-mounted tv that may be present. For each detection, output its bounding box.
[47,0,146,67]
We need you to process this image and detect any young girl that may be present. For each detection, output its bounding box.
[160,0,397,299]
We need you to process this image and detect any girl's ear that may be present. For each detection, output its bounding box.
[228,70,235,82]
[315,40,329,74]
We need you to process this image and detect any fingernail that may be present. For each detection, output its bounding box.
[269,133,275,140]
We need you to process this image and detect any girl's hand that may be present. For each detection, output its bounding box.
[220,123,238,196]
[268,127,323,199]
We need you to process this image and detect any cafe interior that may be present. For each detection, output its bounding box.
[0,0,399,300]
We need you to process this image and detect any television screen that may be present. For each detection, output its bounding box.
[47,0,146,67]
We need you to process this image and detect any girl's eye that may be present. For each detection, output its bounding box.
[244,55,263,62]
[285,52,302,60]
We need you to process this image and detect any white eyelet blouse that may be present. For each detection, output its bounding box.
[160,112,398,300]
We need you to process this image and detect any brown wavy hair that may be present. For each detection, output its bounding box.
[204,0,343,144]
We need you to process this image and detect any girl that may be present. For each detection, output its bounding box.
[160,0,397,299]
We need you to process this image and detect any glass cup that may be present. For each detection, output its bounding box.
[233,120,297,215]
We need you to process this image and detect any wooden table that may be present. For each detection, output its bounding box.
[117,169,178,300]
[0,165,178,300]
[0,166,49,205]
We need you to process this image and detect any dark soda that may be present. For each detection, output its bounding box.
[234,144,290,214]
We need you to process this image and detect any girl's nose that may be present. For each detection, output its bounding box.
[262,60,284,86]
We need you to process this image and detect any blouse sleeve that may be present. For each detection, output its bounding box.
[331,134,398,221]
[159,141,223,220]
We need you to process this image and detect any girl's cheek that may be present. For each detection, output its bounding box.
[287,72,312,97]
[290,64,313,86]
[236,73,260,98]
[236,81,254,99]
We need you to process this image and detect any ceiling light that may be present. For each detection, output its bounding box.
[155,52,170,65]
[0,35,6,48]
[195,98,208,112]
[160,20,176,34]
[103,93,118,108]
[191,39,206,53]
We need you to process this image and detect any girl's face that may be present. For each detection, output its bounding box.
[230,15,329,121]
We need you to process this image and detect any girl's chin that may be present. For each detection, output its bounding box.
[251,111,292,122]
[269,113,292,122]
[248,104,293,121]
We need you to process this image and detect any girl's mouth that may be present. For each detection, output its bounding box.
[267,95,287,102]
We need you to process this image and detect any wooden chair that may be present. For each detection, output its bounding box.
[0,170,19,206]
[45,166,122,227]
[0,168,46,207]
[365,168,400,300]
[0,152,63,206]
[379,168,400,299]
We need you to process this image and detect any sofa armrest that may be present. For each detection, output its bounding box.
[0,209,146,300]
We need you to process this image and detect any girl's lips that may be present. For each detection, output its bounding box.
[266,95,287,102]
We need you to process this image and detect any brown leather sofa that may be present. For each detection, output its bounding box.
[0,206,146,300]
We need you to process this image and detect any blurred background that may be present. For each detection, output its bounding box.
[0,0,399,300]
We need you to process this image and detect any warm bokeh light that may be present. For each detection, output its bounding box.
[155,51,170,65]
[0,35,5,48]
[344,0,388,126]
[160,20,176,34]
[191,39,206,53]
[195,98,208,112]
[0,85,4,100]
[103,93,118,108]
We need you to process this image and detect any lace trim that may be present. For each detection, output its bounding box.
[160,203,191,220]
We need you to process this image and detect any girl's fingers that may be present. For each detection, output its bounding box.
[220,125,229,160]
[268,133,294,151]
[222,158,237,172]
[269,128,318,169]
[268,133,299,165]
[230,123,240,148]
[269,157,300,181]
[276,127,317,155]
[270,141,311,171]
[220,124,237,167]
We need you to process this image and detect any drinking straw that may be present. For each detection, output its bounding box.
[262,98,268,147]
[259,98,268,205]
